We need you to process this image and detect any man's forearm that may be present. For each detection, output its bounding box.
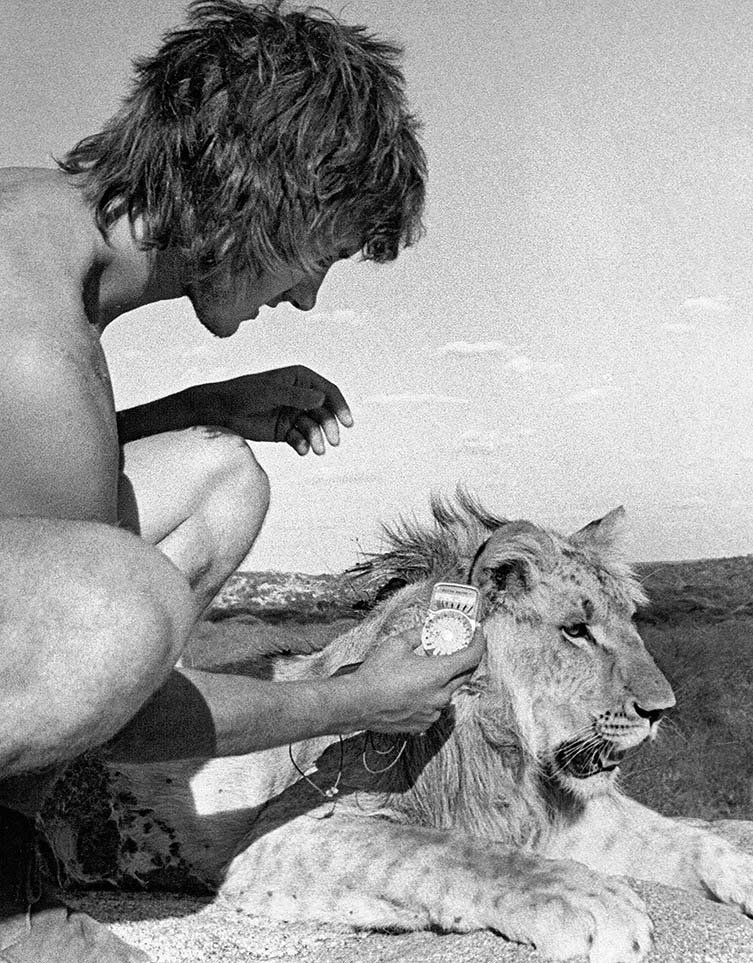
[116,389,196,443]
[106,667,370,763]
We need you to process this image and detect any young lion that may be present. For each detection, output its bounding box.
[45,496,753,963]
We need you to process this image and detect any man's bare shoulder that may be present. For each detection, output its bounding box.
[0,168,100,337]
[0,167,96,285]
[0,166,114,382]
[0,166,84,223]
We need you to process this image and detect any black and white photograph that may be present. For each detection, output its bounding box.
[2,1,753,960]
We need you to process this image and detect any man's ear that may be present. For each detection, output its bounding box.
[570,506,626,554]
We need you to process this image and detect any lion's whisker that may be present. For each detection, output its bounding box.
[548,733,608,777]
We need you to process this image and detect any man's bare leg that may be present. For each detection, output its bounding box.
[0,515,195,961]
[118,426,270,617]
[0,426,267,790]
[0,429,267,960]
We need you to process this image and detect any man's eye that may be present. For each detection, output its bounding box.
[561,623,593,643]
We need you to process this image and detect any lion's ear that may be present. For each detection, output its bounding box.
[570,506,626,554]
[477,557,532,596]
[470,525,546,597]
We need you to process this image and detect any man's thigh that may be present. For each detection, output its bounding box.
[0,516,192,781]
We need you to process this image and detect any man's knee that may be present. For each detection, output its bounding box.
[193,428,270,559]
[0,519,194,776]
[213,429,270,520]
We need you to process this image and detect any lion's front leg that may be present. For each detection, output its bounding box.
[221,809,652,962]
[545,792,753,915]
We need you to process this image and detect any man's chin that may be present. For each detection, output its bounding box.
[191,303,245,339]
[203,317,241,339]
[186,287,257,338]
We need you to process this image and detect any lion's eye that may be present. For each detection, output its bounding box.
[561,623,593,644]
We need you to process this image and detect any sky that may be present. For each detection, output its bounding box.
[3,0,753,571]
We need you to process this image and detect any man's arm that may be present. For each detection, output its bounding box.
[116,389,196,444]
[117,366,353,455]
[105,669,373,762]
[106,631,485,763]
[0,338,119,520]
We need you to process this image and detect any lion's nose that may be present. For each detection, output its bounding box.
[633,702,665,726]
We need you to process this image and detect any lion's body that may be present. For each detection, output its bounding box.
[44,495,753,962]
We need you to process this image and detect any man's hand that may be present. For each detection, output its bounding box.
[189,365,353,455]
[347,629,486,734]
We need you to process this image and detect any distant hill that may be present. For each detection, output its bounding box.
[635,555,753,622]
[206,555,753,626]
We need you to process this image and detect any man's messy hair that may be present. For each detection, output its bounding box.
[58,1,426,281]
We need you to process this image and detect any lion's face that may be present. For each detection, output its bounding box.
[470,508,675,798]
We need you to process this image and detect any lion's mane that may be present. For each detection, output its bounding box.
[338,490,585,850]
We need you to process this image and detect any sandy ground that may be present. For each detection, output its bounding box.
[70,820,753,963]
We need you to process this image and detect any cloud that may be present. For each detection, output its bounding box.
[456,430,513,454]
[364,392,469,406]
[659,322,696,334]
[563,385,619,405]
[437,340,512,357]
[437,341,559,377]
[505,355,537,374]
[683,295,731,314]
[504,354,560,375]
[676,495,709,510]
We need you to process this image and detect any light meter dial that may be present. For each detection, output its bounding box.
[421,608,476,655]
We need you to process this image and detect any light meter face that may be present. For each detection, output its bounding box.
[429,583,480,618]
[421,582,480,655]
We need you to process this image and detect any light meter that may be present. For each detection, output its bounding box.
[420,582,480,656]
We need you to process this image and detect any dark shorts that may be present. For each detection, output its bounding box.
[0,806,42,909]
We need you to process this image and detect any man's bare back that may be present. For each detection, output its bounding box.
[0,169,121,522]
[0,5,484,962]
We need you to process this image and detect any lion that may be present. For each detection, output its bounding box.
[44,494,753,963]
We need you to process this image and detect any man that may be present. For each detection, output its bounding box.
[0,2,484,960]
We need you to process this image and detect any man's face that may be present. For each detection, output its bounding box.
[187,242,359,338]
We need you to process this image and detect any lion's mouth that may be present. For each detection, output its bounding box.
[553,740,628,779]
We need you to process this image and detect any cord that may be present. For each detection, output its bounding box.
[288,735,343,800]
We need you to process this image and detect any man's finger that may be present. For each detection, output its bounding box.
[304,371,354,427]
[307,407,341,447]
[294,414,325,455]
[286,426,310,456]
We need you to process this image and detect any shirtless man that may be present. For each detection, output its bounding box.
[0,3,484,960]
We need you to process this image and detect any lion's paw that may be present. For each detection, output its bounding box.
[698,837,753,916]
[504,864,652,962]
